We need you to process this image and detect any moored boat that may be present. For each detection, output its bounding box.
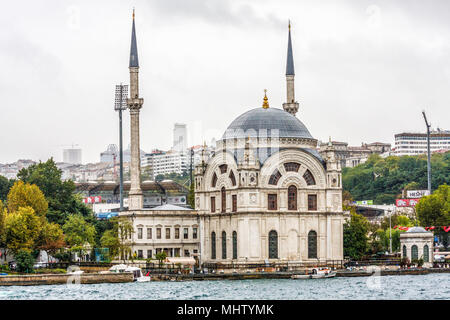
[291,268,336,279]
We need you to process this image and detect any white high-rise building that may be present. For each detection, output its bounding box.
[63,148,82,165]
[173,123,187,153]
[394,129,450,156]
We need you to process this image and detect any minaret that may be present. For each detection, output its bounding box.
[127,9,144,210]
[282,21,299,116]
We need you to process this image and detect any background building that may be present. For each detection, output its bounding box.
[173,123,187,153]
[63,147,82,165]
[100,144,119,163]
[318,141,391,168]
[75,180,189,209]
[394,129,450,156]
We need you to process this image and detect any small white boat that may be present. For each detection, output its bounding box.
[107,264,151,282]
[291,268,336,279]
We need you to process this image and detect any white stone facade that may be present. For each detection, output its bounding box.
[400,227,434,267]
[195,135,346,265]
[121,206,200,260]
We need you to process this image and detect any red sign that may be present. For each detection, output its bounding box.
[395,198,420,207]
[83,196,102,204]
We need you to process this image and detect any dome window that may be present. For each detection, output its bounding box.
[303,169,316,186]
[269,169,282,185]
[284,162,300,172]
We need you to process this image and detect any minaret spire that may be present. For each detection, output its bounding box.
[127,9,144,210]
[283,20,299,116]
[129,8,139,68]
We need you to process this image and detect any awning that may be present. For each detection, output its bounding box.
[165,257,196,265]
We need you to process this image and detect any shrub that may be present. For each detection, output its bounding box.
[15,250,35,273]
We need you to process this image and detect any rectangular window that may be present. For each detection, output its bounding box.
[193,227,198,239]
[147,228,152,239]
[157,228,161,239]
[308,194,318,211]
[211,197,216,213]
[138,250,143,259]
[232,194,237,212]
[174,248,180,257]
[184,250,190,257]
[165,228,171,239]
[147,250,152,259]
[184,228,188,239]
[268,194,277,210]
[175,228,180,239]
[137,228,143,240]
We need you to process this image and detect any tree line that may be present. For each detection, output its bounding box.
[0,159,133,272]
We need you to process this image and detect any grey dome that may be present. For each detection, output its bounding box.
[222,107,314,140]
[406,226,429,233]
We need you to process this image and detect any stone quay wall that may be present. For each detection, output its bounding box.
[0,272,133,286]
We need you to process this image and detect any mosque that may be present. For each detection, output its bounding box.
[121,12,346,266]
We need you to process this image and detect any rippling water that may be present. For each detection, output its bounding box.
[1,273,449,300]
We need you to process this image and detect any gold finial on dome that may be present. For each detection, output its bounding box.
[132,7,135,20]
[262,89,269,109]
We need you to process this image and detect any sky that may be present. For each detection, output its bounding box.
[0,0,449,164]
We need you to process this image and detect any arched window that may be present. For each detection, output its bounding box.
[221,187,226,213]
[423,245,429,262]
[269,169,282,185]
[268,230,278,259]
[211,173,217,188]
[229,170,236,186]
[232,231,237,259]
[411,245,418,260]
[222,231,227,259]
[308,230,317,259]
[403,245,407,258]
[303,169,316,186]
[219,164,228,174]
[211,232,216,259]
[288,185,297,210]
[284,162,300,172]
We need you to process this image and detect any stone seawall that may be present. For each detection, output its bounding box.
[0,272,134,286]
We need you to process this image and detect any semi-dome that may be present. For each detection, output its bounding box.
[221,107,314,140]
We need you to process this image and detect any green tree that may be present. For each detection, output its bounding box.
[155,251,167,268]
[0,176,14,201]
[17,158,92,225]
[416,184,450,248]
[90,216,132,262]
[7,181,48,217]
[37,222,66,262]
[416,184,450,227]
[100,229,120,260]
[343,152,450,205]
[117,217,134,261]
[15,249,35,273]
[4,206,43,254]
[62,215,96,255]
[380,214,413,231]
[0,201,6,249]
[343,211,370,260]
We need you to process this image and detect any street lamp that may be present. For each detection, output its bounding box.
[422,111,432,194]
[115,84,128,212]
[388,209,392,254]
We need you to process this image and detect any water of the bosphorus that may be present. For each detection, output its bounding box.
[1,273,449,300]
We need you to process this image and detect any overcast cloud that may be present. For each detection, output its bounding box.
[0,0,449,164]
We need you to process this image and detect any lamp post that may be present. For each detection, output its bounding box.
[115,84,128,212]
[389,209,392,254]
[422,111,432,194]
